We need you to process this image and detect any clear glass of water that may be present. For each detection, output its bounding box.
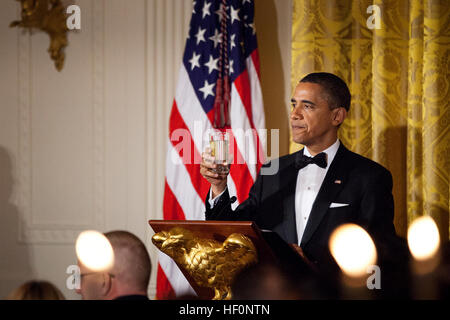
[209,131,230,174]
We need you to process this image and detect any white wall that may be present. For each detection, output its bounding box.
[0,0,291,299]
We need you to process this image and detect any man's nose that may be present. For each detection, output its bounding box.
[291,106,304,119]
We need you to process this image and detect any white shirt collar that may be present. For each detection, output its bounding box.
[304,139,340,169]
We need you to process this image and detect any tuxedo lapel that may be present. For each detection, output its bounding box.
[300,144,350,246]
[281,150,302,244]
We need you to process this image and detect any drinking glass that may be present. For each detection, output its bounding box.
[209,131,230,174]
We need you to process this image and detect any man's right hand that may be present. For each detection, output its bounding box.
[200,147,229,198]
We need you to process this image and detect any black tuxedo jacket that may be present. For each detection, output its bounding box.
[205,143,398,268]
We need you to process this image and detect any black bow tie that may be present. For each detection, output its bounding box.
[295,152,327,170]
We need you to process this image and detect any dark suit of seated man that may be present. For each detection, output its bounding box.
[200,72,405,287]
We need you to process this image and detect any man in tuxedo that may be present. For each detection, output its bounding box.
[200,72,400,275]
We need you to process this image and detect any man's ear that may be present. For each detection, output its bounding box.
[332,107,347,126]
[101,273,112,296]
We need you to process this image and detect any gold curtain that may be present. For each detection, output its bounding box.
[291,0,449,239]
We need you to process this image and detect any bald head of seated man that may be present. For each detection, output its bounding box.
[76,230,152,300]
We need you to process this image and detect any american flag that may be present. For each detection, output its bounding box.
[157,0,266,299]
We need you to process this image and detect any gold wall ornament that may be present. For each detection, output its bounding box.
[10,0,69,71]
[152,227,258,300]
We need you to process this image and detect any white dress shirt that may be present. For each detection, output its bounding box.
[295,139,340,244]
[208,188,227,208]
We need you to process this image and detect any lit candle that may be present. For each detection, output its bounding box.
[329,223,377,299]
[407,216,440,299]
[76,230,114,271]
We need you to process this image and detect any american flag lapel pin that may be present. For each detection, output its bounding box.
[334,179,342,184]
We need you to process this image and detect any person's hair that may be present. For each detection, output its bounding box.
[299,72,351,111]
[7,280,65,300]
[104,230,152,292]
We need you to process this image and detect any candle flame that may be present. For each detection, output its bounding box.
[76,230,114,271]
[407,216,440,261]
[329,224,377,278]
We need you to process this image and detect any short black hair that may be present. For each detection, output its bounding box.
[299,72,351,111]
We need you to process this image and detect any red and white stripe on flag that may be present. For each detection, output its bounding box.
[157,0,265,299]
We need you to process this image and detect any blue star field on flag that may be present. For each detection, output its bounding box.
[182,0,258,114]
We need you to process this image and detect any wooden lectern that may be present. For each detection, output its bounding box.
[149,220,310,299]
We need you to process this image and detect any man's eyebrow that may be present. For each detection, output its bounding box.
[290,98,316,105]
[301,99,316,105]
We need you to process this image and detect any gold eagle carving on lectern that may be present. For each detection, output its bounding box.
[152,227,258,300]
